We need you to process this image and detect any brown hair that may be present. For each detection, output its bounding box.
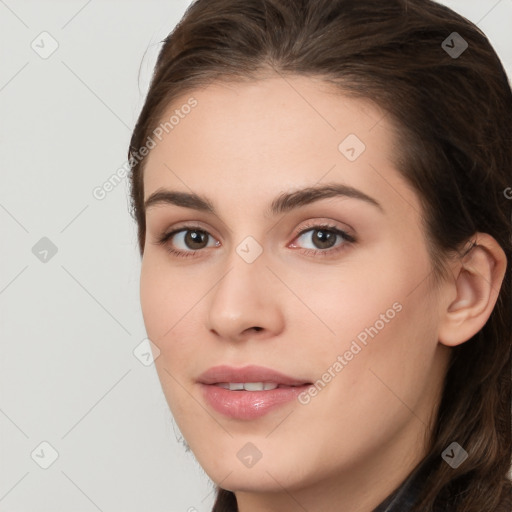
[127,0,512,510]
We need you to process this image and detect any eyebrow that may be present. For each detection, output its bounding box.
[144,182,384,216]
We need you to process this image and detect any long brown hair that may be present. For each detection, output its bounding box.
[127,1,512,510]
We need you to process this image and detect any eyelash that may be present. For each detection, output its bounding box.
[155,222,356,259]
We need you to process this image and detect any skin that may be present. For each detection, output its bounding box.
[139,75,506,512]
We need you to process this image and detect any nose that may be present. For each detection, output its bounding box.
[205,251,285,343]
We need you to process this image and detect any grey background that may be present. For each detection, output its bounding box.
[0,1,511,511]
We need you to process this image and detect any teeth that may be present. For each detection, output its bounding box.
[216,382,279,391]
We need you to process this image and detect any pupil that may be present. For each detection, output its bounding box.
[314,229,335,249]
[186,230,207,249]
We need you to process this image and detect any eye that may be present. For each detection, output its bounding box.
[290,223,355,257]
[155,225,220,258]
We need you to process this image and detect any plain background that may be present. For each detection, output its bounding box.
[0,1,511,511]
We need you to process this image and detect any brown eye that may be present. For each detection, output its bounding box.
[293,225,354,254]
[168,228,218,251]
[180,229,210,250]
[308,229,338,249]
[156,226,220,258]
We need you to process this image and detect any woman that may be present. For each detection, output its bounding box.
[127,0,511,510]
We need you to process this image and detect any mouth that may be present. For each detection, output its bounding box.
[197,365,313,420]
[212,382,309,391]
[197,364,313,388]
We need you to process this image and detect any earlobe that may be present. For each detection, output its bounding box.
[438,233,507,348]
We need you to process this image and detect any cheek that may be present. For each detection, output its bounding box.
[315,243,438,399]
[139,262,168,341]
[326,276,441,435]
[140,257,191,341]
[139,258,206,376]
[140,261,199,418]
[301,279,403,358]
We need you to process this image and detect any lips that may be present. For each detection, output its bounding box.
[197,365,314,420]
[197,364,312,387]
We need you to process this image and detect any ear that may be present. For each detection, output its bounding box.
[438,232,507,347]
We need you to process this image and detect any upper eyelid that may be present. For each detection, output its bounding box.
[166,222,350,236]
[163,215,353,233]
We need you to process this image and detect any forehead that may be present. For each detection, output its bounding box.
[142,75,420,220]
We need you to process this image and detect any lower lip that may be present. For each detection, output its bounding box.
[200,383,312,420]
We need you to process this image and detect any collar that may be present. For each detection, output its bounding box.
[372,457,436,512]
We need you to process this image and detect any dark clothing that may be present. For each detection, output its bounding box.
[372,457,438,512]
[372,456,512,512]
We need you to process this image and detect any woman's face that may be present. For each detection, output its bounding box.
[140,76,452,501]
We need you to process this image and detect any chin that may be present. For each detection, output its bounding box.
[192,443,313,494]
[211,467,299,494]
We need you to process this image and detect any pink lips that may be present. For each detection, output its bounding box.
[198,365,313,420]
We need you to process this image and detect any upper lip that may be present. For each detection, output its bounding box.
[198,365,312,386]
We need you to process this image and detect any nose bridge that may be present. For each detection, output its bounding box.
[206,238,283,339]
[211,243,267,317]
[217,226,268,295]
